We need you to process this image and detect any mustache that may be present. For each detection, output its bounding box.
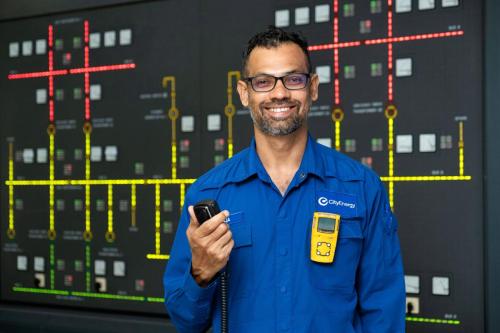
[260,99,300,108]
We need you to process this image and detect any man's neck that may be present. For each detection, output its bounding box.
[254,126,308,195]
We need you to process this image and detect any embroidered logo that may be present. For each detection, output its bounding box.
[317,196,356,209]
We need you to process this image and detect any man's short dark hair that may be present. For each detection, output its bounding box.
[242,26,312,76]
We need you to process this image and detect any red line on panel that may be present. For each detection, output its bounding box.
[48,25,53,48]
[308,31,464,51]
[333,0,340,105]
[49,24,55,122]
[387,0,393,102]
[84,21,91,120]
[70,63,136,74]
[8,70,67,80]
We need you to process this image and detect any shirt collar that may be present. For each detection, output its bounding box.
[246,133,327,183]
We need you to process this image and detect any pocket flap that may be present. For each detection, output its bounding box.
[339,221,363,239]
[228,212,252,248]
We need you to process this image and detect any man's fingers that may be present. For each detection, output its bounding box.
[209,229,233,253]
[193,210,230,236]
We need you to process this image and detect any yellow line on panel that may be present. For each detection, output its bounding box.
[106,184,115,242]
[7,143,15,238]
[131,184,137,228]
[459,121,464,176]
[6,178,196,186]
[388,118,395,177]
[48,129,56,239]
[225,71,240,158]
[146,254,170,260]
[381,175,472,182]
[163,76,179,179]
[180,183,186,210]
[155,184,161,254]
[83,123,92,241]
[335,121,341,151]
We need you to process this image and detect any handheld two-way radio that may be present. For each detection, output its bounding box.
[193,200,228,333]
[310,212,341,263]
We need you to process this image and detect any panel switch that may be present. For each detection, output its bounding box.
[34,273,46,288]
[95,277,107,292]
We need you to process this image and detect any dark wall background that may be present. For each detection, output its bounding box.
[0,0,498,332]
[0,0,146,21]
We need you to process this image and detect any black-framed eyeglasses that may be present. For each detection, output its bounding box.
[244,73,311,92]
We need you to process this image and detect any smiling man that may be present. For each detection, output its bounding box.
[164,26,405,333]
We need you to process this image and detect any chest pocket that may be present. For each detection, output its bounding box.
[309,219,363,291]
[228,212,252,248]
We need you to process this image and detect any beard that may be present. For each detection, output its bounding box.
[250,99,309,136]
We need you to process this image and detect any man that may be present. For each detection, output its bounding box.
[164,26,405,332]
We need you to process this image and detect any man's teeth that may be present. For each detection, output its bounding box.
[269,107,291,112]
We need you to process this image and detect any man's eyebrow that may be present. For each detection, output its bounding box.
[249,70,305,77]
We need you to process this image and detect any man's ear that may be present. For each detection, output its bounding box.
[309,73,319,102]
[237,80,249,107]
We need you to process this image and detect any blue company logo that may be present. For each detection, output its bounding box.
[318,196,356,209]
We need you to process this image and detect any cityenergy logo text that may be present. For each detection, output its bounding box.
[318,197,356,209]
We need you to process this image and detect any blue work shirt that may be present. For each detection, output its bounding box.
[164,134,405,332]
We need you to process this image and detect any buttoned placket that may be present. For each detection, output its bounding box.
[274,170,309,332]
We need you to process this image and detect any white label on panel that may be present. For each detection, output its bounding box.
[113,261,126,277]
[316,65,331,84]
[275,10,290,27]
[35,39,46,55]
[395,0,412,13]
[104,31,116,47]
[295,7,310,25]
[90,146,102,162]
[36,148,48,163]
[9,42,20,57]
[119,29,133,46]
[442,0,459,7]
[317,138,332,148]
[22,41,33,56]
[23,149,35,163]
[419,133,436,152]
[89,33,101,49]
[104,146,118,162]
[34,256,45,272]
[432,276,450,296]
[315,4,330,22]
[207,114,222,132]
[17,255,28,271]
[396,134,413,153]
[94,260,106,276]
[90,84,102,101]
[405,275,420,294]
[418,0,435,10]
[36,89,47,104]
[181,116,195,132]
[396,58,413,77]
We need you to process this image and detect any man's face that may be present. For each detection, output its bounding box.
[237,43,319,137]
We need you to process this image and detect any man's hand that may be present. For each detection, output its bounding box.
[186,205,234,287]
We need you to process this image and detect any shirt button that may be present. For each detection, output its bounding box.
[280,286,287,293]
[279,248,288,256]
[300,172,306,179]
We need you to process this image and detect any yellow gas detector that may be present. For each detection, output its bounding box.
[310,212,341,263]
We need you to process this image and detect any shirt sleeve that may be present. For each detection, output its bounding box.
[357,174,406,333]
[163,193,218,333]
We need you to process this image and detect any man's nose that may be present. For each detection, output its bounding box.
[269,78,291,100]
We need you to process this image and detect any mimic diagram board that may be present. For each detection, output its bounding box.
[0,0,483,332]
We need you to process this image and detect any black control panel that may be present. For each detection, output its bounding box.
[0,0,483,332]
